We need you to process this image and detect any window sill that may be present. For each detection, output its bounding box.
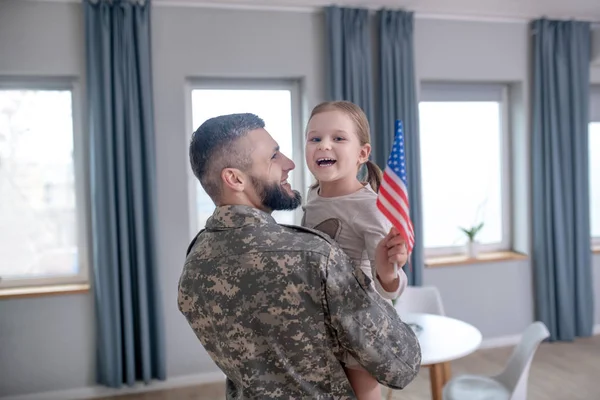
[0,283,90,300]
[593,246,600,255]
[425,250,528,268]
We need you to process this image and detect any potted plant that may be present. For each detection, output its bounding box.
[459,222,484,258]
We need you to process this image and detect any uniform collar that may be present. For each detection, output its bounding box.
[205,205,276,230]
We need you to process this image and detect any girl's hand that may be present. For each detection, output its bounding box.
[386,227,409,265]
[375,228,408,285]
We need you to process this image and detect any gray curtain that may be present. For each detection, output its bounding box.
[377,10,423,286]
[325,6,374,124]
[531,18,594,341]
[84,0,166,387]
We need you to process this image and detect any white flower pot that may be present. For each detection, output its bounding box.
[466,241,479,258]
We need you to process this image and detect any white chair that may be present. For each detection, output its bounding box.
[386,286,448,400]
[394,285,446,316]
[442,321,550,400]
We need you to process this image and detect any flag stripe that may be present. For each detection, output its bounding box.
[381,172,410,217]
[378,186,413,239]
[378,205,415,249]
[375,119,415,255]
[383,167,410,203]
[377,189,415,246]
[377,201,414,247]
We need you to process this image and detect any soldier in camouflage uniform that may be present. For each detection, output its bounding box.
[178,113,421,399]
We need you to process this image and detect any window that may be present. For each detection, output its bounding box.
[187,79,304,235]
[0,82,87,288]
[590,86,600,243]
[418,83,509,256]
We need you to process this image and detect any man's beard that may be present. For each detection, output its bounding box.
[250,176,302,211]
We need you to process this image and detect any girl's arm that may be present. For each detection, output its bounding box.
[352,203,408,300]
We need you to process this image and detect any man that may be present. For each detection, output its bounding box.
[178,113,421,399]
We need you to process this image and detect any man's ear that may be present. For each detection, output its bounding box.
[358,143,371,165]
[221,168,246,192]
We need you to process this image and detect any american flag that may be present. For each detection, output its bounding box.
[376,120,415,254]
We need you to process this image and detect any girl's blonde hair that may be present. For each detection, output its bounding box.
[308,101,382,192]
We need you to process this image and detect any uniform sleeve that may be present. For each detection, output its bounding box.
[352,202,408,300]
[323,245,421,389]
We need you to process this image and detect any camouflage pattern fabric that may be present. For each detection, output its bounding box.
[178,205,421,399]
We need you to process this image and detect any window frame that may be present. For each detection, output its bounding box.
[184,78,306,238]
[418,82,512,257]
[590,85,600,247]
[0,78,90,289]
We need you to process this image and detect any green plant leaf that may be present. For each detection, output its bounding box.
[459,227,471,235]
[459,227,475,240]
[473,222,484,235]
[459,222,485,241]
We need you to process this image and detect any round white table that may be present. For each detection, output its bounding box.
[387,313,482,400]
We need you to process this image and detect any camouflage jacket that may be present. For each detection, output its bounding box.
[178,205,421,399]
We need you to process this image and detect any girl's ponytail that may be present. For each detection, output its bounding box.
[364,160,383,193]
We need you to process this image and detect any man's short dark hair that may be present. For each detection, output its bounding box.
[189,113,265,202]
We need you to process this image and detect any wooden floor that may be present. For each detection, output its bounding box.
[104,334,600,400]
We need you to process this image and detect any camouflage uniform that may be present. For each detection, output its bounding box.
[178,205,421,399]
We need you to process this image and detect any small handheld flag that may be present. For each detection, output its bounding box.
[376,120,415,257]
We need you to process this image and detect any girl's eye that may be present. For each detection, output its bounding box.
[271,152,278,159]
[334,137,345,141]
[309,137,321,142]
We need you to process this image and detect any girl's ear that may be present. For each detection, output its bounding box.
[358,143,371,164]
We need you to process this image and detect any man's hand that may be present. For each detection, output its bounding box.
[375,228,408,291]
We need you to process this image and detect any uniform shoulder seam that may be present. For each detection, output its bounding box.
[280,224,336,245]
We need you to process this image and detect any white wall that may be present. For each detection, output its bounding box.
[415,18,528,82]
[592,46,600,331]
[592,34,600,325]
[595,257,600,325]
[0,1,599,397]
[589,50,600,336]
[0,1,95,396]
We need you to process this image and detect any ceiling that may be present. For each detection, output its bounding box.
[157,0,600,22]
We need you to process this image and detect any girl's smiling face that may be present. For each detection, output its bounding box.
[305,110,370,184]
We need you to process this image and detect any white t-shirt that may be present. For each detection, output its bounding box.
[301,183,407,301]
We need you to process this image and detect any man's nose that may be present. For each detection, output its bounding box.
[281,153,295,171]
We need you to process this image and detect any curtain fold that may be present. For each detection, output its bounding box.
[325,5,374,124]
[84,0,166,387]
[531,18,594,341]
[377,9,423,286]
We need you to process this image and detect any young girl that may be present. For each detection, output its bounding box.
[301,100,409,400]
